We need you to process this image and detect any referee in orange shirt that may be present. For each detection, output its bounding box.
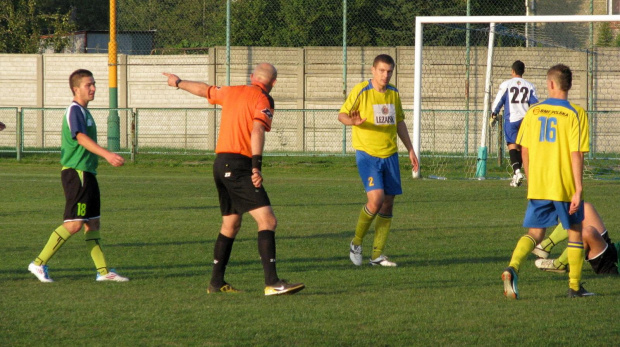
[164,63,304,296]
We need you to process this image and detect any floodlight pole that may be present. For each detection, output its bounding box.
[226,0,231,86]
[108,0,120,151]
[342,0,347,155]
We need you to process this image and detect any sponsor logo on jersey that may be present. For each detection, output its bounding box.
[373,104,396,125]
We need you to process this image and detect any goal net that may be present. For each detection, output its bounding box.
[413,15,620,180]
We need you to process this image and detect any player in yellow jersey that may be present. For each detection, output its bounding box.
[338,54,419,267]
[502,64,592,299]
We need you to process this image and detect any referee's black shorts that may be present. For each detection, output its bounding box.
[213,153,271,216]
[61,168,101,222]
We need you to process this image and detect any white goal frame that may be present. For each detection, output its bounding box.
[413,15,620,178]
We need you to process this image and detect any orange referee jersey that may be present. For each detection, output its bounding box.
[206,82,274,158]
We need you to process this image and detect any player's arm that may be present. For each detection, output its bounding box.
[521,145,529,180]
[491,84,507,115]
[0,122,5,131]
[163,72,210,98]
[338,111,366,126]
[396,120,419,172]
[76,133,124,167]
[528,87,539,105]
[251,121,267,188]
[569,151,584,215]
[490,84,507,126]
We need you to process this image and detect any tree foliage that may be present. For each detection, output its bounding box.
[1,0,529,53]
[0,0,75,53]
[596,22,615,47]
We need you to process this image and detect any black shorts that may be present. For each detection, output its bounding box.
[61,168,100,222]
[213,153,271,216]
[588,241,619,275]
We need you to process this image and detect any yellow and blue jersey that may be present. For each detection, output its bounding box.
[339,80,404,158]
[516,98,589,202]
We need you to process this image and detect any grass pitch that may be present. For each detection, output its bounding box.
[1,155,619,346]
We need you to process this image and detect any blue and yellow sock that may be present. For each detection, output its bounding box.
[567,241,585,291]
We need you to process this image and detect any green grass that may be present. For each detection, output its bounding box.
[1,155,619,346]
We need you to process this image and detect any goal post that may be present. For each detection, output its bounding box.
[475,22,496,179]
[413,15,620,180]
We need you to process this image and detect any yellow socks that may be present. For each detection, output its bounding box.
[554,248,569,269]
[567,241,585,291]
[371,213,392,260]
[508,235,537,272]
[540,224,568,252]
[85,230,108,275]
[352,206,376,246]
[34,226,72,266]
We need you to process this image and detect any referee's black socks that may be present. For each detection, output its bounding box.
[258,230,279,286]
[210,233,235,288]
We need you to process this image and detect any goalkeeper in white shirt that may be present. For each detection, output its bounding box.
[490,60,539,187]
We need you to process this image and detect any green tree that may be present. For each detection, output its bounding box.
[596,22,614,47]
[0,0,75,53]
[118,0,226,51]
[274,0,342,46]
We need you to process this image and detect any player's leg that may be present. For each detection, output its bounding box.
[587,239,619,275]
[83,218,129,282]
[580,225,619,275]
[29,223,76,282]
[248,205,279,284]
[583,202,608,241]
[533,224,568,258]
[507,143,522,174]
[208,154,244,293]
[503,200,554,299]
[557,201,593,297]
[509,227,545,271]
[350,151,382,265]
[566,224,590,296]
[208,213,242,293]
[370,195,395,266]
[505,120,525,187]
[29,169,86,282]
[503,228,542,300]
[370,154,401,266]
[249,206,304,296]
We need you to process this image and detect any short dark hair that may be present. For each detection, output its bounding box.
[69,69,93,95]
[512,60,525,76]
[547,64,572,92]
[373,54,395,68]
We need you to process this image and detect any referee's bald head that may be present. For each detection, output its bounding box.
[253,63,277,84]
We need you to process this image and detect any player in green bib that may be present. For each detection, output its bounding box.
[339,54,419,267]
[28,69,128,283]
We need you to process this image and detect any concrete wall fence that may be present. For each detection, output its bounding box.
[1,46,619,154]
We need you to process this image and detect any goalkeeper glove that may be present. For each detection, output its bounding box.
[489,113,498,127]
